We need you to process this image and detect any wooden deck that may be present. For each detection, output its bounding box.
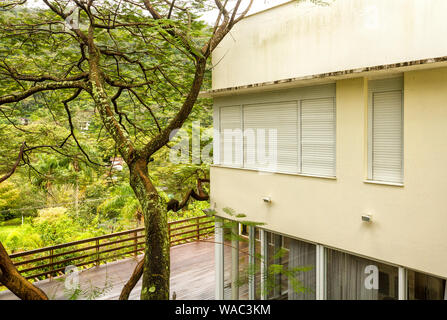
[0,238,217,300]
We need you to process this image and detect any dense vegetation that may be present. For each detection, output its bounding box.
[0,2,214,256]
[0,72,212,254]
[0,0,252,300]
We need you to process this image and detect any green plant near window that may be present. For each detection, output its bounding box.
[55,271,114,300]
[210,207,314,299]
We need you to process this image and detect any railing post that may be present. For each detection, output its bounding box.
[231,222,240,300]
[49,249,54,280]
[168,223,171,245]
[196,217,200,241]
[214,217,224,300]
[96,239,100,267]
[134,231,138,257]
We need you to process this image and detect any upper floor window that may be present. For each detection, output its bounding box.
[368,78,404,184]
[217,85,336,177]
[219,105,243,167]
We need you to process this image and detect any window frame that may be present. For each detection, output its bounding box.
[215,85,337,179]
[367,77,404,185]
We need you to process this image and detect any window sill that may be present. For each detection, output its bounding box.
[211,165,337,180]
[363,180,404,187]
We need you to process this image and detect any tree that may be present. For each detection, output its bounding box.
[0,0,253,300]
[0,141,49,299]
[0,241,48,300]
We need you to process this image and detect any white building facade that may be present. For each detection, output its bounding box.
[208,0,447,300]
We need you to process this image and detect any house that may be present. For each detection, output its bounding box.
[206,0,447,300]
[110,157,124,171]
[19,117,29,126]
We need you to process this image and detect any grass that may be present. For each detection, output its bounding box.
[0,218,22,242]
[0,217,21,227]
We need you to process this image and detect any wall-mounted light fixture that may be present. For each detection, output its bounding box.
[263,197,272,204]
[361,214,373,222]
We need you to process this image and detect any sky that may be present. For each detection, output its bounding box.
[25,0,293,25]
[199,0,291,24]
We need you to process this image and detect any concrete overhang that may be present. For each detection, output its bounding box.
[199,56,447,98]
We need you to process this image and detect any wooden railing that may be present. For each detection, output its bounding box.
[5,215,214,282]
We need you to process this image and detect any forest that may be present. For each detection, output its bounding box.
[0,0,253,300]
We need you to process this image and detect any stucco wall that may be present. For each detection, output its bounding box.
[210,67,447,278]
[212,0,447,90]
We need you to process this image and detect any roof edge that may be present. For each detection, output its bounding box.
[200,56,447,98]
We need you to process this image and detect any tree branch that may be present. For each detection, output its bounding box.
[167,179,210,212]
[119,256,144,300]
[0,81,88,106]
[0,142,25,184]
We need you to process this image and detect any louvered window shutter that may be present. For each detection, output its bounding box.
[301,98,336,177]
[371,91,403,183]
[243,102,298,173]
[219,106,242,167]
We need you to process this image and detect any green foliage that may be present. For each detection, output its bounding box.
[56,274,114,301]
[32,207,102,246]
[0,217,21,226]
[210,206,314,298]
[0,181,20,220]
[0,1,215,261]
[0,1,213,229]
[2,223,43,253]
[97,183,139,220]
[0,207,104,253]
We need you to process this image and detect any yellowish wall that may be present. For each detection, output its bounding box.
[212,0,447,90]
[211,67,447,278]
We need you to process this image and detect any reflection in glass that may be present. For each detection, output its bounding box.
[326,249,398,300]
[265,232,316,300]
[408,270,446,300]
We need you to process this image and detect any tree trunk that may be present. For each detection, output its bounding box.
[0,242,48,300]
[129,158,170,300]
[120,257,144,300]
[119,256,144,300]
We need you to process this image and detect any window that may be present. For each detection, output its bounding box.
[222,222,260,300]
[265,232,316,300]
[408,270,446,300]
[219,106,242,167]
[326,249,399,300]
[301,98,336,176]
[243,102,299,173]
[368,78,404,184]
[218,85,336,177]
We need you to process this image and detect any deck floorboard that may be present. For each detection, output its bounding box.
[0,238,217,300]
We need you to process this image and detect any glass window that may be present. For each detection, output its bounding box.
[408,270,446,300]
[265,232,316,300]
[326,249,399,300]
[238,232,249,300]
[222,225,316,301]
[222,219,233,300]
[222,220,251,300]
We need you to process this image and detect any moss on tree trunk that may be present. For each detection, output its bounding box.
[129,158,170,300]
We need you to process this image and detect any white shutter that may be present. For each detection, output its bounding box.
[243,102,298,173]
[301,98,336,177]
[372,90,403,183]
[220,106,242,167]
